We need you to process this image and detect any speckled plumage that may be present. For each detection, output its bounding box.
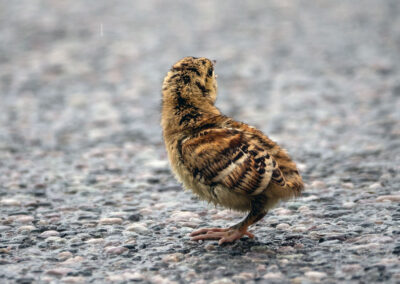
[161,57,304,244]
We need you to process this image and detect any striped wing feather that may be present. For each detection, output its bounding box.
[181,128,278,196]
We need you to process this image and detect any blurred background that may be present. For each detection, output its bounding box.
[1,0,399,153]
[0,1,400,283]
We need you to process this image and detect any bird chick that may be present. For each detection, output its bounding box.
[161,57,304,245]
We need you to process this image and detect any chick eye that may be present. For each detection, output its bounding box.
[207,67,213,77]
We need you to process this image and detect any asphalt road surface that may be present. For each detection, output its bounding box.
[0,1,399,283]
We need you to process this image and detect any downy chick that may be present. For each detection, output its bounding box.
[161,57,304,245]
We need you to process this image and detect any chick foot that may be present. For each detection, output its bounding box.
[190,227,254,245]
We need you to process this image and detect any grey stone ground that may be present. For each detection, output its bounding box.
[0,0,400,283]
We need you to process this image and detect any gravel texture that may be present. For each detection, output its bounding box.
[1,1,400,283]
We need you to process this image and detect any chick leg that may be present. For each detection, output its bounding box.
[190,197,267,245]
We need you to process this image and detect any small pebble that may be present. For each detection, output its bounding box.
[62,276,86,283]
[233,272,254,281]
[163,253,184,263]
[310,180,325,189]
[14,215,34,223]
[0,199,21,206]
[343,201,355,208]
[17,225,36,233]
[342,182,354,189]
[349,243,380,251]
[278,246,295,253]
[170,211,200,222]
[302,195,319,202]
[256,264,267,273]
[305,271,327,281]
[0,248,11,254]
[298,205,311,213]
[250,245,274,254]
[150,275,177,284]
[210,278,234,284]
[369,182,381,189]
[180,221,200,228]
[211,209,242,220]
[123,272,144,281]
[205,244,216,251]
[37,220,49,226]
[279,259,290,265]
[291,226,307,233]
[378,258,399,265]
[274,208,292,215]
[58,251,73,261]
[341,264,362,273]
[86,238,105,244]
[296,162,306,171]
[276,223,290,230]
[263,272,284,280]
[126,223,149,233]
[291,277,303,284]
[294,243,304,249]
[376,195,400,202]
[40,230,60,238]
[61,256,84,265]
[104,246,128,254]
[99,218,123,225]
[139,208,153,215]
[109,212,126,218]
[45,236,64,243]
[108,274,125,282]
[46,268,73,276]
[0,226,11,232]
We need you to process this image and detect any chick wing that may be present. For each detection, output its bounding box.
[180,127,280,196]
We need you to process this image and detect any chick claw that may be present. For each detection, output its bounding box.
[190,227,254,245]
